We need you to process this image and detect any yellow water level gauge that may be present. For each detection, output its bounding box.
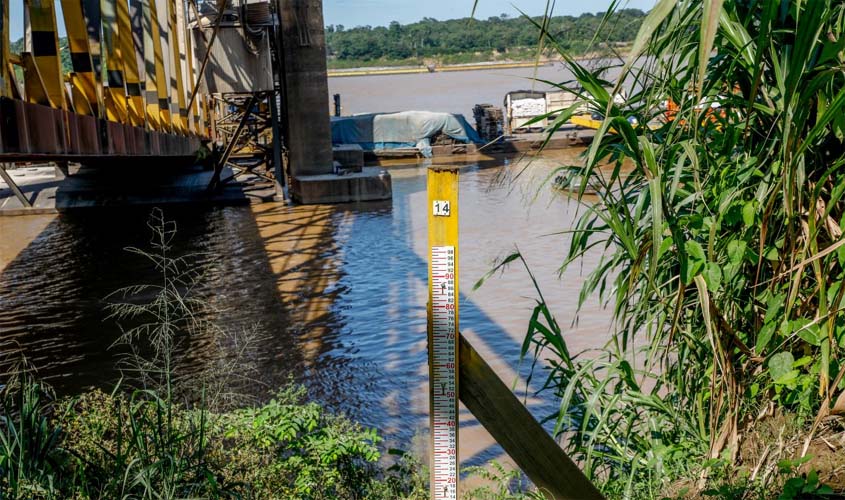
[427,167,460,500]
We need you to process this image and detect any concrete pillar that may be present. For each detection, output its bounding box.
[278,0,333,177]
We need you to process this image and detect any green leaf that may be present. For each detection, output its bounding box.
[769,352,795,383]
[742,202,756,227]
[704,262,722,290]
[698,0,724,99]
[794,319,824,347]
[728,240,747,264]
[682,240,707,284]
[756,322,776,354]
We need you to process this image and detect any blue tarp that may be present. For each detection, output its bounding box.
[331,111,482,157]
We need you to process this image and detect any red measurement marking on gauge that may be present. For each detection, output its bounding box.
[431,245,457,500]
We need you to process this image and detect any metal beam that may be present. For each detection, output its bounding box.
[209,94,257,191]
[185,0,206,132]
[101,0,128,123]
[81,0,105,119]
[150,0,172,131]
[167,0,188,133]
[270,92,286,200]
[187,0,227,112]
[0,164,32,208]
[23,0,65,109]
[117,0,145,127]
[22,52,52,106]
[61,0,98,116]
[137,0,161,130]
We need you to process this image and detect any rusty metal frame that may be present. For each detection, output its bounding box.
[208,93,258,191]
[0,163,32,208]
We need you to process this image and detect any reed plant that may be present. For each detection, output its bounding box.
[478,0,845,497]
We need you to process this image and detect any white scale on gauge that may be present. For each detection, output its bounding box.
[430,244,458,500]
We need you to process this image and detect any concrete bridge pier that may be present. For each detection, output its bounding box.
[277,0,391,204]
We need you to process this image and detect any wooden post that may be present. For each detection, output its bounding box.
[458,335,604,500]
[428,167,460,500]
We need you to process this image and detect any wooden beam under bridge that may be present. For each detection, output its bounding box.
[458,334,604,500]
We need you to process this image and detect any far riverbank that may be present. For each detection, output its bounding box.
[327,49,630,78]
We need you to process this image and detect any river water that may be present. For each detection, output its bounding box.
[328,60,621,120]
[0,150,613,465]
[2,64,619,464]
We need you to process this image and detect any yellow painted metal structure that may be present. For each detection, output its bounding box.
[23,0,66,109]
[139,0,161,130]
[117,0,145,127]
[101,0,128,122]
[21,52,51,106]
[150,0,172,131]
[168,0,188,132]
[61,0,97,116]
[571,114,604,130]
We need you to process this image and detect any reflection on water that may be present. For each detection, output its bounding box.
[0,151,612,465]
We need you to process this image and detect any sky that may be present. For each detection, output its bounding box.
[7,0,656,41]
[323,0,656,28]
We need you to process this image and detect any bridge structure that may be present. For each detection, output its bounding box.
[0,0,392,210]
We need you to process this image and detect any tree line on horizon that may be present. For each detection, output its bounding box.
[326,9,647,63]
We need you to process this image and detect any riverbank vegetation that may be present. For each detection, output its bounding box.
[481,0,845,498]
[325,10,646,70]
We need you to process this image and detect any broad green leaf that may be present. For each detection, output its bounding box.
[768,352,796,385]
[683,240,707,284]
[793,319,824,347]
[728,240,747,264]
[755,322,776,354]
[742,202,756,227]
[704,262,722,290]
[686,240,706,262]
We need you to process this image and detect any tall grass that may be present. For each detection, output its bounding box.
[480,0,845,497]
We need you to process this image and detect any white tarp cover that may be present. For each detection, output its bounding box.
[331,111,482,157]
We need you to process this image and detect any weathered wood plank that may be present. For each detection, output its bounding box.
[458,334,604,500]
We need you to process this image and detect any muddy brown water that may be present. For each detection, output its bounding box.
[328,61,622,121]
[0,151,613,466]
